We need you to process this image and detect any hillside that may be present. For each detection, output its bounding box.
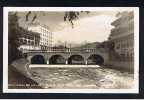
[72,42,101,49]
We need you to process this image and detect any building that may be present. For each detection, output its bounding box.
[108,11,134,61]
[28,23,52,50]
[18,27,41,51]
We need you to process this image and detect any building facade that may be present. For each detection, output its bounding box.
[108,11,134,61]
[28,23,52,50]
[18,27,41,51]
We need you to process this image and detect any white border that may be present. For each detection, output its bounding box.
[3,7,139,93]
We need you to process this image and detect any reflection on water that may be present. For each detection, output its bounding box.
[30,65,134,89]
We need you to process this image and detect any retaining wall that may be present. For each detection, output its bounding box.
[106,61,134,72]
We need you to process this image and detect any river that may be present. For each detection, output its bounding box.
[30,65,134,89]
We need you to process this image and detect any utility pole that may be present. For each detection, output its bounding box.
[65,41,67,51]
[69,43,71,52]
[84,40,87,51]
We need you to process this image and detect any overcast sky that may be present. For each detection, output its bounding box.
[17,11,118,44]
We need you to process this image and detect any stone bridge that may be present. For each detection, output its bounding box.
[23,48,109,65]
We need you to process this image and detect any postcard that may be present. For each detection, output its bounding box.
[3,7,139,93]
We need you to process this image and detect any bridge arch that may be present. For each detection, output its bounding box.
[87,54,104,65]
[31,55,46,64]
[25,50,108,65]
[49,54,66,64]
[68,54,85,65]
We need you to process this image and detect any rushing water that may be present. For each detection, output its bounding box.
[30,65,134,89]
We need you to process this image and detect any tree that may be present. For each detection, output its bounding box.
[25,11,89,28]
[63,11,89,28]
[8,12,22,63]
[8,12,20,47]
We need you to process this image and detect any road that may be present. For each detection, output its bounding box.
[30,65,134,89]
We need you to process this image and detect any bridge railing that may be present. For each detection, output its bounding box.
[51,48,96,52]
[22,48,107,53]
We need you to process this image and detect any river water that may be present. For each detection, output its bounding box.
[30,66,134,89]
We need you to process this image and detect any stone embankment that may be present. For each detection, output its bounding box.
[106,61,134,72]
[9,58,42,89]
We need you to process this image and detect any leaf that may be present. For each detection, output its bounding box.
[32,14,37,22]
[66,11,89,28]
[64,16,66,21]
[76,12,79,15]
[64,12,68,21]
[26,11,31,21]
[70,20,74,28]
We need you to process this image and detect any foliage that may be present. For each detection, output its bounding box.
[25,11,89,28]
[64,11,89,28]
[8,12,20,47]
[96,41,114,50]
[8,12,23,63]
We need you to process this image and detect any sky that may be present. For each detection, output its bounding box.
[17,11,118,45]
[53,14,116,44]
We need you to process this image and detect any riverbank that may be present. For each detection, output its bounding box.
[8,65,42,89]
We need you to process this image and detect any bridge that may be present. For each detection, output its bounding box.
[23,48,109,65]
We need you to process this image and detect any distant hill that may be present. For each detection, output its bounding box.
[72,42,101,49]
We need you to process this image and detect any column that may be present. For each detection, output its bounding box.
[34,35,35,46]
[47,60,49,64]
[65,60,68,64]
[85,60,88,65]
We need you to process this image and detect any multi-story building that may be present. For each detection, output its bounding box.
[28,23,52,50]
[108,11,134,61]
[18,27,41,51]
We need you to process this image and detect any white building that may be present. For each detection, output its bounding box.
[18,27,41,51]
[28,23,52,50]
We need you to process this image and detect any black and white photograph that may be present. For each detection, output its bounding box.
[3,7,139,93]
